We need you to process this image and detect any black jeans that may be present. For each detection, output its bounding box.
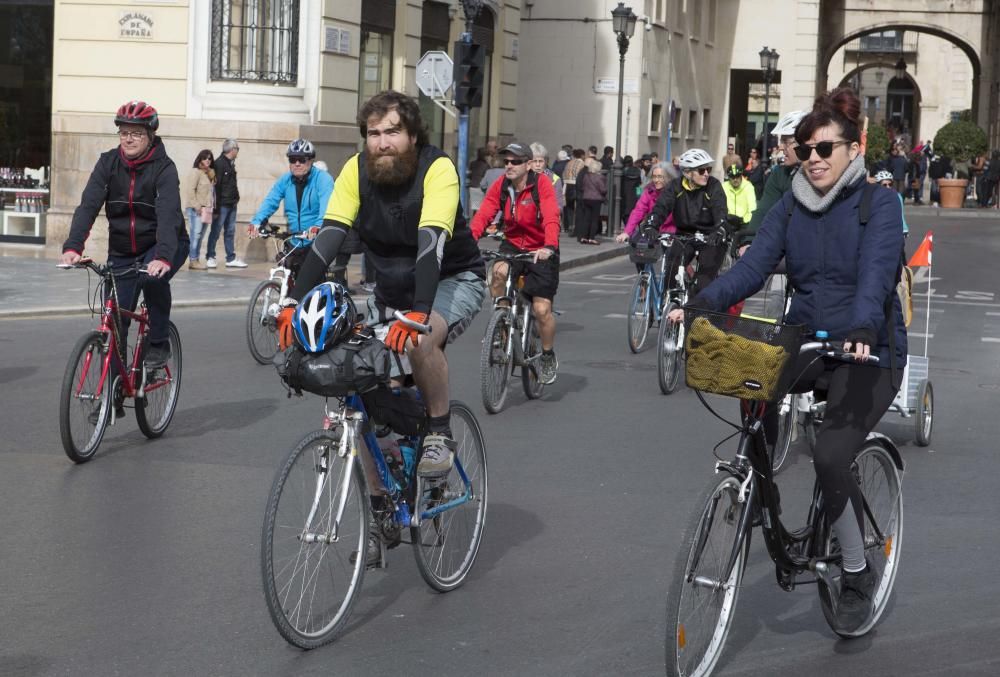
[575,199,603,240]
[107,243,188,347]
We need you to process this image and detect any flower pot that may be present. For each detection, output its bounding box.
[938,178,968,208]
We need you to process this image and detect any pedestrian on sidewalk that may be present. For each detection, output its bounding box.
[207,138,247,268]
[575,157,606,244]
[182,149,216,269]
[561,149,585,233]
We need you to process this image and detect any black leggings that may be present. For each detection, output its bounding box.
[766,355,900,529]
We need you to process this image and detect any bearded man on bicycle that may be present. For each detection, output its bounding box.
[276,90,486,478]
[60,100,189,369]
[470,141,562,385]
[247,138,334,281]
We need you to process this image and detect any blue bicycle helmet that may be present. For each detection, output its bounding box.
[293,282,357,353]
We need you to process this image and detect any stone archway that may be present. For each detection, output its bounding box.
[837,63,923,143]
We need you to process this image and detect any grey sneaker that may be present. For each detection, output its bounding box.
[539,350,558,385]
[417,435,456,478]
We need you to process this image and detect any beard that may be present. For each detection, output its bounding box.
[367,146,419,186]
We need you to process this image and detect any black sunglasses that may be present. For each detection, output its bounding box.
[794,140,850,162]
[288,156,310,164]
[503,158,526,166]
[692,167,711,176]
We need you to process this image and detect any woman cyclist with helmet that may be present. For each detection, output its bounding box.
[248,138,335,281]
[874,169,909,237]
[670,87,907,634]
[643,148,729,293]
[60,100,189,369]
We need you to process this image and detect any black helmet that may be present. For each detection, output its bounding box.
[726,163,744,178]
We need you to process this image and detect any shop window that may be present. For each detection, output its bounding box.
[210,0,300,84]
[649,102,662,136]
[359,31,393,104]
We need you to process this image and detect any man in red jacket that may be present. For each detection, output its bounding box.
[471,141,561,384]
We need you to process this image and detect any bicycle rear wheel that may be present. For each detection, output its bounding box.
[666,474,750,677]
[521,313,544,400]
[770,394,795,474]
[480,308,513,414]
[261,430,369,649]
[59,331,112,463]
[412,401,488,592]
[658,301,683,395]
[627,275,652,353]
[815,441,904,638]
[136,322,182,438]
[247,280,281,364]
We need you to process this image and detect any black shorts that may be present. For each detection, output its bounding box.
[499,240,559,300]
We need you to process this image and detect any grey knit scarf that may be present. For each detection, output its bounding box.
[791,154,868,213]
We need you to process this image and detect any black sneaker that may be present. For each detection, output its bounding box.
[836,564,877,633]
[539,350,558,385]
[144,342,171,369]
[350,529,381,569]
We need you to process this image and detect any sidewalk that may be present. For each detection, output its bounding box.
[0,233,627,318]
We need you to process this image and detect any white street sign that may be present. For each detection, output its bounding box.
[416,50,454,98]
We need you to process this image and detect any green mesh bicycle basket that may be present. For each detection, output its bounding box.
[683,308,803,401]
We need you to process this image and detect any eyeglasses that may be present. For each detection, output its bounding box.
[118,130,146,141]
[794,140,851,162]
[288,157,310,165]
[503,158,526,166]
[692,167,711,176]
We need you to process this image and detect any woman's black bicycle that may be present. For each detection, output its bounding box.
[665,309,904,677]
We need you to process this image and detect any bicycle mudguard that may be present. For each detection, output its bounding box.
[864,432,905,472]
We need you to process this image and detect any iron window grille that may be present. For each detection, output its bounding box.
[211,0,300,84]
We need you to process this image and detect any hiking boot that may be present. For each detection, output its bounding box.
[144,342,171,369]
[350,529,381,569]
[189,259,207,270]
[836,563,877,633]
[539,350,558,385]
[417,434,456,478]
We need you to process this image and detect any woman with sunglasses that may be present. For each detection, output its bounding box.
[643,148,729,293]
[615,162,677,270]
[182,149,216,269]
[670,87,907,635]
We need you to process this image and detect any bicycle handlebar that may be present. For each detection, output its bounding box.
[392,310,432,335]
[57,259,150,276]
[800,340,880,364]
[481,249,536,262]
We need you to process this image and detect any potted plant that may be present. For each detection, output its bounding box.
[933,120,988,208]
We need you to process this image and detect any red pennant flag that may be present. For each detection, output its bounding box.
[908,231,933,267]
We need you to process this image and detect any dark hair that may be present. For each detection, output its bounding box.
[795,87,863,146]
[623,155,634,166]
[603,145,614,155]
[357,90,429,146]
[476,147,489,162]
[588,145,598,154]
[192,149,214,168]
[573,148,586,158]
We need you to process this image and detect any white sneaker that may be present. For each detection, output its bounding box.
[226,259,248,268]
[206,258,218,269]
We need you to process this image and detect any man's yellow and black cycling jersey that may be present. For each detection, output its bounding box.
[325,145,484,309]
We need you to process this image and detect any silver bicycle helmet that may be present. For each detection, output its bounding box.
[771,110,807,138]
[874,170,894,183]
[678,148,714,170]
[286,138,316,159]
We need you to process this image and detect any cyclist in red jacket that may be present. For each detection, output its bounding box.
[470,141,561,384]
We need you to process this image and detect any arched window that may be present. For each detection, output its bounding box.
[210,0,300,84]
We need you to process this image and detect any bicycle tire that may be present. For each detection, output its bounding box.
[666,473,750,677]
[59,331,112,464]
[627,276,652,353]
[246,280,282,364]
[658,301,683,395]
[480,308,513,414]
[814,441,904,638]
[770,394,795,474]
[914,380,933,446]
[261,430,369,649]
[521,312,544,400]
[412,401,488,592]
[135,322,182,438]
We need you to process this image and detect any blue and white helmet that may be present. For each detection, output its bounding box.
[874,170,894,183]
[293,282,356,353]
[286,138,316,159]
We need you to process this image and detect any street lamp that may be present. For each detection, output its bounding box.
[894,57,907,80]
[608,2,637,238]
[759,46,779,163]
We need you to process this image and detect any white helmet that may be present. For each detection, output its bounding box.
[771,110,807,138]
[678,148,714,170]
[874,170,893,183]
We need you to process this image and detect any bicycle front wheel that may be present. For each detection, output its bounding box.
[59,331,112,463]
[247,280,282,364]
[521,313,544,400]
[412,401,488,592]
[666,474,750,677]
[658,301,683,395]
[261,430,369,649]
[480,308,513,414]
[627,275,652,353]
[135,322,182,438]
[815,441,904,638]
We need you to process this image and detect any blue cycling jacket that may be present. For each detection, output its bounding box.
[251,166,335,245]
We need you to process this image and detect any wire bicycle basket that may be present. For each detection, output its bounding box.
[683,308,803,401]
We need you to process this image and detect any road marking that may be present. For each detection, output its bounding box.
[605,313,628,319]
[594,274,634,281]
[908,332,934,339]
[955,291,996,301]
[911,299,1000,308]
[982,337,1000,343]
[987,312,1000,317]
[563,280,632,288]
[588,289,628,295]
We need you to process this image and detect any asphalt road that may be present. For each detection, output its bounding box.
[2,214,999,676]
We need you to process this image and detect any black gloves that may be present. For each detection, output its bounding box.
[843,328,877,350]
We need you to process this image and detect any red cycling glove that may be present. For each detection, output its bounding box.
[277,307,296,351]
[384,312,429,354]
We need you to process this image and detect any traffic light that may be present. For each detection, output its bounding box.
[453,41,485,108]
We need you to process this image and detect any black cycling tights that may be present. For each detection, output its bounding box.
[766,356,899,536]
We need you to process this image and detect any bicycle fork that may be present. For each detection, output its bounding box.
[300,415,359,545]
